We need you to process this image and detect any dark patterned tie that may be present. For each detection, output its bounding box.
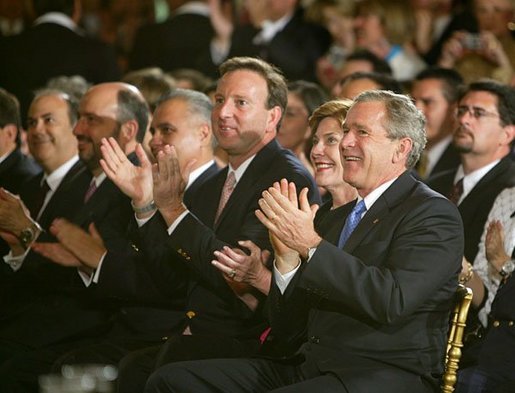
[338,200,367,248]
[448,178,464,205]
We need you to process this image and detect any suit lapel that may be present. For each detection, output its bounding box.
[213,140,279,229]
[343,172,417,253]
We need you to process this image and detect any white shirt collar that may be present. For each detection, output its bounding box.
[174,2,210,17]
[92,172,107,188]
[453,159,501,204]
[228,154,256,183]
[34,12,79,33]
[360,177,398,214]
[43,155,80,191]
[186,160,215,190]
[253,12,293,45]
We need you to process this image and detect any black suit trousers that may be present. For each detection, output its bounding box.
[118,334,260,393]
[145,357,347,393]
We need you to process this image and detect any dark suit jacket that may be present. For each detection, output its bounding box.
[140,140,320,342]
[428,156,515,262]
[204,10,330,82]
[0,148,41,257]
[0,162,145,348]
[0,148,41,194]
[0,21,120,122]
[267,172,464,393]
[427,142,461,179]
[129,12,215,77]
[91,163,220,340]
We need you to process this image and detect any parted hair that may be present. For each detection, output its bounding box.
[353,90,427,168]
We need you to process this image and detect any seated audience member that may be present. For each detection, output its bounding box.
[438,0,515,84]
[278,81,328,175]
[460,187,515,328]
[411,67,464,180]
[353,0,426,82]
[305,0,356,90]
[144,89,463,393]
[0,88,216,393]
[428,80,515,264]
[167,68,212,92]
[46,75,91,103]
[0,0,120,122]
[122,68,176,112]
[338,49,393,79]
[456,202,515,393]
[308,99,357,216]
[100,56,320,393]
[128,0,215,77]
[0,84,148,392]
[0,88,41,194]
[208,0,331,82]
[334,71,403,100]
[0,89,95,363]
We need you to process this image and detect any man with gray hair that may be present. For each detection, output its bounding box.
[146,90,464,393]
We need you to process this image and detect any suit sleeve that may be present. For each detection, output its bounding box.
[270,195,463,332]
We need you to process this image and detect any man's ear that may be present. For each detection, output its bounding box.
[500,124,515,147]
[2,124,18,143]
[198,122,212,145]
[266,106,282,133]
[393,137,413,164]
[120,120,138,144]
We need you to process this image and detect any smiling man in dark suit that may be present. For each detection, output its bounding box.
[145,90,464,393]
[100,56,319,392]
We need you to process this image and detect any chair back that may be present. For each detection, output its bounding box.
[441,284,473,393]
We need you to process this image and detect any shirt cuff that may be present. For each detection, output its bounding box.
[135,209,158,227]
[77,251,107,286]
[273,259,301,294]
[3,249,30,271]
[167,210,190,235]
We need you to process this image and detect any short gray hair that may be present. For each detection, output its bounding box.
[353,90,426,168]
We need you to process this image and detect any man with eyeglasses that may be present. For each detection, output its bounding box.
[428,79,515,265]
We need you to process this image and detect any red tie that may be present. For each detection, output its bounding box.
[214,171,236,224]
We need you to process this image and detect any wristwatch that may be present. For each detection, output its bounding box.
[500,259,515,277]
[18,221,42,250]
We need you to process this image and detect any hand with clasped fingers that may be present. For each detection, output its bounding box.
[212,241,272,295]
[255,179,321,275]
[32,219,106,276]
[485,220,511,279]
[100,137,154,212]
[152,144,196,226]
[0,187,37,254]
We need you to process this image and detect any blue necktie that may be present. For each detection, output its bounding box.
[338,200,367,248]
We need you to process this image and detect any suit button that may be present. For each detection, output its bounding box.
[493,320,500,327]
[161,336,168,341]
[309,336,320,344]
[509,321,514,327]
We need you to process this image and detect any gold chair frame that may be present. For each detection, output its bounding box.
[441,284,473,393]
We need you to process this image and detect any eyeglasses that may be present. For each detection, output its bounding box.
[456,106,500,120]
